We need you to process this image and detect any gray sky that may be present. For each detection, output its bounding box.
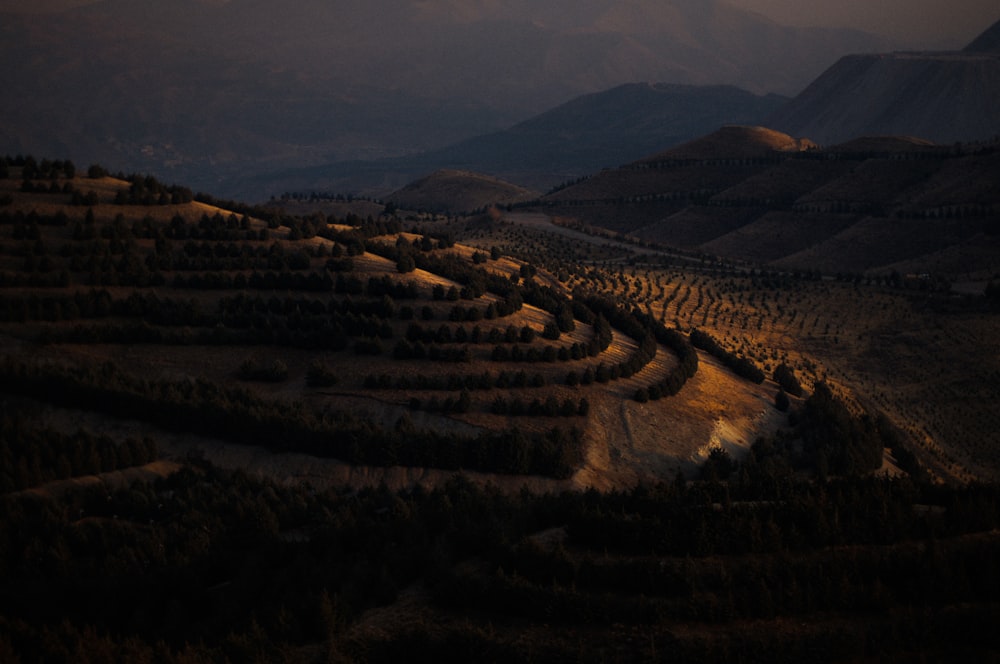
[725,0,999,48]
[2,0,997,49]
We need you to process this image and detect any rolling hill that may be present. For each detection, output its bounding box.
[384,170,539,214]
[534,125,1000,279]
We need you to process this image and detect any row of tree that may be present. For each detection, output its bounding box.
[690,328,766,384]
[0,410,157,493]
[0,357,583,478]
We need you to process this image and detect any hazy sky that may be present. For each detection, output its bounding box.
[726,0,998,48]
[2,0,997,49]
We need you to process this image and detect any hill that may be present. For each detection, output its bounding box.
[0,158,773,490]
[385,170,539,214]
[544,126,815,206]
[535,127,1000,279]
[0,0,889,198]
[766,19,1000,145]
[637,125,816,161]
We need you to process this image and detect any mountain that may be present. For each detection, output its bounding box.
[0,0,889,197]
[238,83,789,200]
[766,19,1000,145]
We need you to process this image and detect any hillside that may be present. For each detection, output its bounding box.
[0,159,785,491]
[766,19,1000,145]
[638,125,816,162]
[385,170,539,215]
[3,156,1000,661]
[537,126,1000,279]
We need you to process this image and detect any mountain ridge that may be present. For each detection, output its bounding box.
[238,83,789,200]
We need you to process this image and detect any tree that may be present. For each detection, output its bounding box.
[773,363,803,397]
[396,253,415,273]
[701,446,734,481]
[555,303,576,333]
[775,388,790,412]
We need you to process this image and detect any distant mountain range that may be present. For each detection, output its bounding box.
[0,0,889,197]
[241,83,789,200]
[241,17,1000,201]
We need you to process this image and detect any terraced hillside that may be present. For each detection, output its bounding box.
[397,200,1000,486]
[0,159,793,493]
[4,157,1000,663]
[536,126,1000,280]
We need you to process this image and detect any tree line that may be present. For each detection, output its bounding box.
[0,357,583,479]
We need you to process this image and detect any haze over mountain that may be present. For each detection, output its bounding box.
[766,18,1000,145]
[240,83,789,199]
[0,0,890,197]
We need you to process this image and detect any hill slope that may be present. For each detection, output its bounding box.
[385,170,539,214]
[536,127,1000,278]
